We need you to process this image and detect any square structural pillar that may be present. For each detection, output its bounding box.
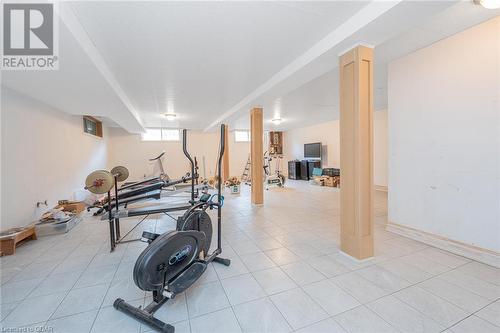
[250,107,264,205]
[222,124,230,181]
[339,45,374,260]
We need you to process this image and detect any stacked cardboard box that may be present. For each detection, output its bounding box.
[311,176,328,186]
[324,176,340,187]
[55,201,86,214]
[312,176,340,187]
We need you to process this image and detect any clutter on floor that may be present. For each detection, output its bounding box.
[224,176,241,194]
[35,200,85,236]
[311,167,341,187]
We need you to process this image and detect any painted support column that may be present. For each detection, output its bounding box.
[250,107,264,205]
[222,124,230,181]
[339,45,374,260]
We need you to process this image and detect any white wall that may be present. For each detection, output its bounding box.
[107,128,249,181]
[284,120,341,169]
[388,17,500,252]
[283,110,388,187]
[230,133,251,179]
[1,88,108,229]
[374,110,388,187]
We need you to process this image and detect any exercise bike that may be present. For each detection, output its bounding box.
[113,124,231,333]
[263,152,286,190]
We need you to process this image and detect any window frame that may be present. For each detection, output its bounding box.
[141,128,180,142]
[161,128,181,141]
[234,130,250,142]
[83,116,103,138]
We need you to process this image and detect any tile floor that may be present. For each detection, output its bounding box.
[1,180,499,333]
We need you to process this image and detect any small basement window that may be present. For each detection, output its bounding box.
[142,128,180,141]
[142,128,162,141]
[162,129,180,141]
[234,130,250,142]
[83,116,103,137]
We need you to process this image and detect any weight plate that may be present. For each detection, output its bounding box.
[111,166,129,182]
[133,230,205,291]
[85,170,114,194]
[177,210,213,255]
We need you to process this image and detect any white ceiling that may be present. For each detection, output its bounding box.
[231,1,500,131]
[1,17,144,132]
[1,1,499,133]
[69,0,369,130]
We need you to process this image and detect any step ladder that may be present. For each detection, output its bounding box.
[241,155,251,184]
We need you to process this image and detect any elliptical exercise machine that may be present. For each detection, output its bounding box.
[263,152,286,190]
[113,124,231,333]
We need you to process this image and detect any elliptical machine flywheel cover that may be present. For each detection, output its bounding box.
[133,230,206,292]
[176,209,212,255]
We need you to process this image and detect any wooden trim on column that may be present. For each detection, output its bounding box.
[222,124,230,181]
[339,45,374,260]
[250,107,264,205]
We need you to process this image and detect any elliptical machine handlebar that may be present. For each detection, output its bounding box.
[149,151,165,161]
[182,129,196,204]
[216,124,225,251]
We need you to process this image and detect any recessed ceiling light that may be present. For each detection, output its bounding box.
[474,0,500,9]
[164,113,176,121]
[272,118,282,125]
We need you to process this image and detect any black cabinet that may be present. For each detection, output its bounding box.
[307,160,321,180]
[289,160,321,180]
[298,160,321,180]
[300,160,309,180]
[288,161,301,180]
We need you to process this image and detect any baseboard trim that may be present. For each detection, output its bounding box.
[386,222,500,268]
[374,185,388,192]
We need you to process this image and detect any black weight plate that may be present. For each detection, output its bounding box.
[177,210,212,255]
[133,230,205,291]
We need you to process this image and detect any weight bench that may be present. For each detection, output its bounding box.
[117,182,164,200]
[103,203,192,251]
[93,190,162,215]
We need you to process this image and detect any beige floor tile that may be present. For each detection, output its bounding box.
[367,295,444,333]
[449,315,500,333]
[394,286,468,327]
[334,305,398,333]
[476,300,500,327]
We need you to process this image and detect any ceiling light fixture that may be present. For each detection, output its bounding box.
[473,0,500,9]
[164,113,176,121]
[272,118,282,125]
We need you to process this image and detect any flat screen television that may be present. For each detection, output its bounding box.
[304,142,321,160]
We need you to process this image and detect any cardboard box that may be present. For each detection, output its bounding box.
[325,176,340,187]
[324,177,334,187]
[312,176,328,186]
[55,201,86,215]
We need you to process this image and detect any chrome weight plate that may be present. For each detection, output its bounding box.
[85,170,114,194]
[110,166,129,182]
